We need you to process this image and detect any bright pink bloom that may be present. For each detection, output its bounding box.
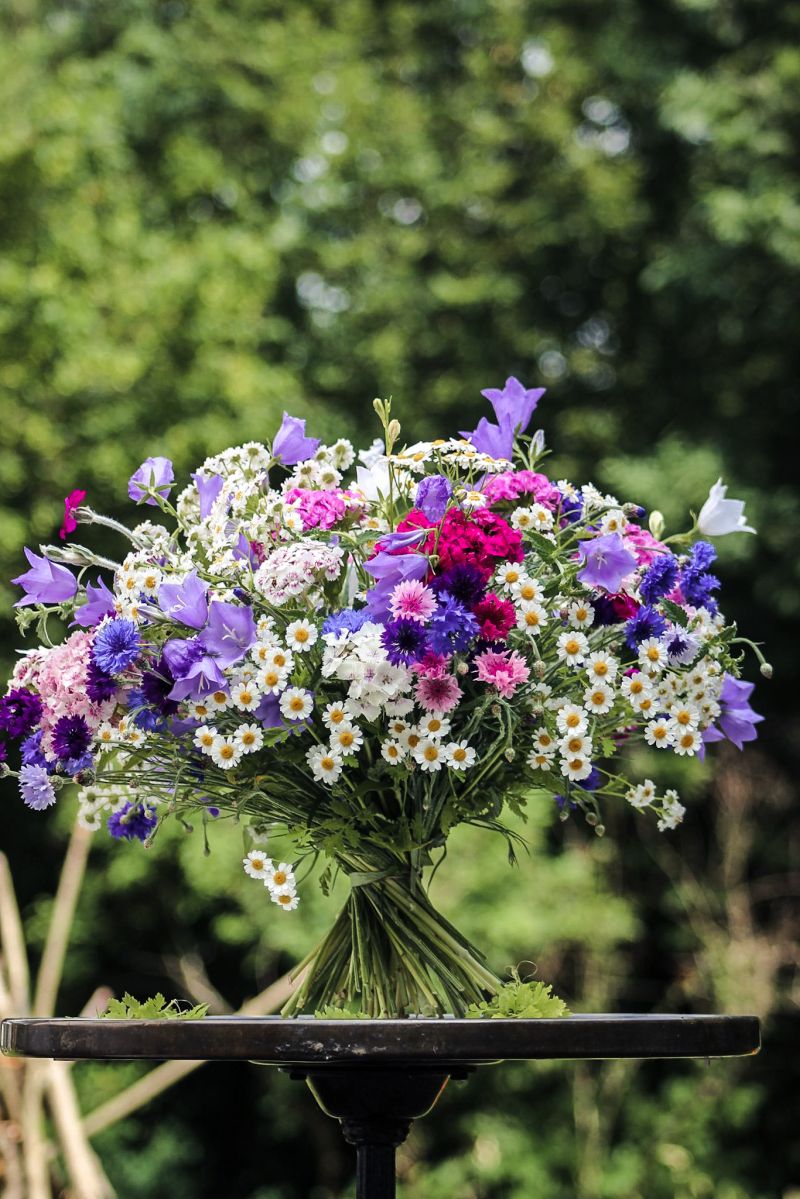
[481,470,561,509]
[285,488,359,531]
[412,652,451,678]
[623,525,669,567]
[388,580,437,624]
[474,648,530,698]
[59,490,87,541]
[472,592,516,642]
[415,674,462,713]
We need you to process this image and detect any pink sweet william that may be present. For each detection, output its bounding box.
[623,525,669,567]
[481,470,561,509]
[474,648,530,698]
[285,488,358,531]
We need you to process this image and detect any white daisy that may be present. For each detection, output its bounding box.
[386,717,411,740]
[516,602,548,634]
[583,681,614,715]
[657,790,686,831]
[527,748,555,770]
[496,563,526,591]
[672,727,701,757]
[444,741,476,770]
[265,647,295,674]
[585,651,617,682]
[559,731,593,759]
[194,725,218,755]
[556,704,588,735]
[322,701,353,729]
[257,665,290,694]
[560,754,593,782]
[243,850,273,880]
[96,722,117,746]
[210,737,243,769]
[629,691,658,718]
[271,887,300,911]
[600,509,627,536]
[644,719,673,749]
[511,506,537,531]
[418,715,451,740]
[532,727,557,753]
[557,630,589,666]
[381,739,406,765]
[232,682,261,712]
[189,700,213,722]
[412,738,445,772]
[512,577,544,604]
[567,601,595,630]
[279,688,314,721]
[329,723,364,755]
[638,638,666,672]
[206,689,233,713]
[307,744,343,784]
[285,619,319,652]
[265,862,295,892]
[234,723,264,754]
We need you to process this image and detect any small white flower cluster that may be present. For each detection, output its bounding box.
[626,780,686,831]
[242,851,299,910]
[254,540,345,606]
[321,622,412,721]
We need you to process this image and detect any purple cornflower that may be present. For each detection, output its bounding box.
[430,563,488,608]
[199,602,256,668]
[427,595,479,655]
[191,472,224,519]
[272,412,321,466]
[92,619,141,675]
[702,674,763,753]
[639,553,679,604]
[0,688,43,739]
[322,608,370,637]
[128,456,174,506]
[21,730,51,770]
[19,764,57,811]
[680,542,720,612]
[72,577,116,628]
[414,475,453,522]
[381,618,429,666]
[12,549,78,607]
[127,689,164,732]
[108,802,158,842]
[86,659,118,703]
[558,490,584,524]
[52,715,92,763]
[624,605,668,649]
[577,533,637,592]
[140,657,179,716]
[158,571,209,630]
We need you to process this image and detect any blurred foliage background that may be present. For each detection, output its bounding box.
[0,0,798,1195]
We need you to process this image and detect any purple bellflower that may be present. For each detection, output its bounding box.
[414,475,453,523]
[272,412,320,466]
[199,602,256,668]
[364,552,429,620]
[702,674,763,753]
[162,638,227,702]
[12,549,78,607]
[128,457,175,506]
[158,571,209,630]
[576,533,637,592]
[481,377,545,433]
[191,472,225,520]
[72,577,116,628]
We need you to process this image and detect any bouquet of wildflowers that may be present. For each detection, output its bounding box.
[1,382,765,1017]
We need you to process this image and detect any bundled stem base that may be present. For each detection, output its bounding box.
[282,865,501,1018]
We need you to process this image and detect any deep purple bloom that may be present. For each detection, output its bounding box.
[559,491,584,524]
[163,637,226,701]
[140,657,179,716]
[680,543,720,612]
[639,553,679,604]
[21,730,49,769]
[19,764,57,811]
[52,715,92,763]
[12,549,78,607]
[86,659,117,703]
[322,608,370,637]
[364,552,429,620]
[272,412,321,466]
[624,605,667,649]
[430,563,488,608]
[128,456,174,506]
[427,594,479,655]
[577,533,637,592]
[414,475,453,523]
[108,801,158,842]
[480,377,545,434]
[158,571,209,630]
[580,767,603,792]
[59,751,94,776]
[702,674,763,753]
[92,619,141,675]
[0,741,6,764]
[381,618,429,666]
[254,693,285,729]
[199,602,256,668]
[191,471,225,519]
[687,541,716,572]
[0,688,43,739]
[460,415,515,461]
[72,577,116,628]
[127,689,164,732]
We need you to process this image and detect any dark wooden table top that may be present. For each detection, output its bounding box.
[0,1013,760,1065]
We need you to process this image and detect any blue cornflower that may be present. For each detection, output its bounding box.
[381,618,428,666]
[427,595,479,655]
[322,608,370,637]
[558,490,583,524]
[639,553,679,604]
[108,801,158,842]
[21,729,51,770]
[624,605,667,649]
[19,764,57,811]
[92,619,141,675]
[52,714,92,762]
[687,541,717,572]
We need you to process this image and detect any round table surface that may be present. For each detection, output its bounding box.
[0,1013,760,1066]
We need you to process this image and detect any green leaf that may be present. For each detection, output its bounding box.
[661,599,689,628]
[100,993,209,1020]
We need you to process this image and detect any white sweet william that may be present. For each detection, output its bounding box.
[697,479,755,537]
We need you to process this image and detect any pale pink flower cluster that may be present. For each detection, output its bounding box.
[31,631,116,752]
[254,540,344,605]
[473,648,530,699]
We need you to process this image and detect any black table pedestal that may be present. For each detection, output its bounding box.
[290,1067,468,1199]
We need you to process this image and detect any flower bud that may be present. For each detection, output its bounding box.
[648,510,665,539]
[387,419,401,444]
[533,661,546,678]
[74,768,96,786]
[456,661,469,676]
[594,824,606,837]
[490,703,502,718]
[504,748,516,762]
[760,661,773,679]
[585,811,598,826]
